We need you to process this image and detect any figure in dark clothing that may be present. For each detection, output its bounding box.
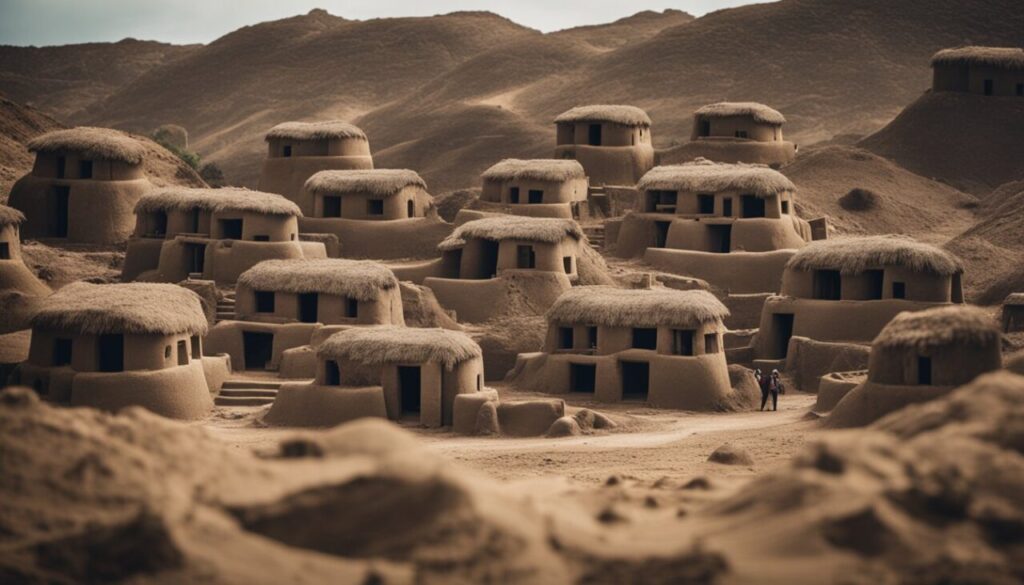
[759,371,772,411]
[768,369,781,411]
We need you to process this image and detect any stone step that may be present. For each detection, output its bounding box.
[218,388,278,398]
[214,395,275,407]
[222,380,282,390]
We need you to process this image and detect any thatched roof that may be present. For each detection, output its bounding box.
[0,205,26,227]
[238,259,397,300]
[318,326,481,370]
[32,282,208,336]
[438,216,583,251]
[265,121,367,142]
[637,159,795,197]
[787,235,964,276]
[694,102,786,125]
[873,305,1001,351]
[931,46,1024,69]
[554,105,651,127]
[135,187,301,217]
[27,127,147,165]
[1004,293,1024,306]
[482,159,586,183]
[304,169,426,197]
[546,286,729,328]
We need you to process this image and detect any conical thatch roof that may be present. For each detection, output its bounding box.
[873,305,1001,351]
[438,216,583,252]
[931,46,1024,69]
[787,235,964,276]
[27,127,147,165]
[238,259,398,300]
[135,187,301,217]
[304,169,426,197]
[265,121,367,141]
[554,105,651,127]
[0,205,26,227]
[637,159,795,197]
[482,159,586,183]
[546,286,729,328]
[32,282,208,336]
[694,102,786,125]
[318,326,481,370]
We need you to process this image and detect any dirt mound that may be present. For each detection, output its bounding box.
[945,181,1024,303]
[838,187,880,211]
[860,91,1024,195]
[707,443,754,466]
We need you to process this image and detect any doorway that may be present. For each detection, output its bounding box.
[324,360,340,385]
[51,186,70,237]
[478,240,499,278]
[570,363,596,393]
[865,269,884,300]
[177,340,189,365]
[97,334,124,372]
[813,270,842,300]
[242,331,274,370]
[398,366,421,417]
[983,79,993,96]
[620,361,649,401]
[407,199,415,218]
[185,243,206,275]
[323,196,341,218]
[917,356,932,385]
[516,245,536,269]
[654,221,671,248]
[298,293,318,323]
[220,219,243,240]
[770,313,795,359]
[699,119,711,137]
[708,224,731,253]
[588,124,602,146]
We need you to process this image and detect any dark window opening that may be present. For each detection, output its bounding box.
[399,366,421,416]
[188,209,201,233]
[478,240,499,278]
[323,196,342,218]
[1017,83,1023,97]
[917,356,932,385]
[865,269,884,300]
[528,189,543,204]
[704,332,719,354]
[150,212,167,237]
[165,345,172,359]
[648,190,678,213]
[588,124,602,146]
[516,245,536,269]
[177,340,189,366]
[708,224,731,253]
[892,282,906,299]
[813,270,842,300]
[78,160,93,179]
[673,330,694,356]
[97,334,124,373]
[558,327,574,349]
[771,313,795,359]
[587,326,598,349]
[621,361,650,401]
[220,219,243,240]
[741,195,765,218]
[0,242,9,260]
[735,130,748,139]
[51,186,70,238]
[298,293,318,323]
[509,187,520,204]
[699,119,711,137]
[255,291,275,313]
[563,256,573,274]
[191,336,201,359]
[983,79,993,96]
[722,198,733,217]
[325,360,340,385]
[571,363,596,393]
[407,199,415,217]
[186,243,205,274]
[698,194,715,214]
[655,221,671,248]
[53,338,72,366]
[252,235,270,242]
[632,328,657,350]
[346,298,359,318]
[477,374,482,391]
[367,199,384,216]
[56,156,66,179]
[781,200,790,214]
[282,145,292,157]
[242,331,274,371]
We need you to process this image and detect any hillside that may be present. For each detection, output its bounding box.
[946,181,1024,303]
[859,91,1024,195]
[549,9,694,50]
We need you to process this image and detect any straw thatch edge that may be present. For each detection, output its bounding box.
[318,326,482,369]
[32,282,208,336]
[238,259,398,300]
[546,286,729,328]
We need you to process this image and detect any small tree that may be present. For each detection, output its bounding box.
[199,163,226,187]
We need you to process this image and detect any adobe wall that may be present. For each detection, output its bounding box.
[664,140,796,167]
[691,116,780,142]
[644,248,796,294]
[203,321,319,371]
[386,257,447,284]
[28,328,200,373]
[310,185,431,221]
[121,238,166,281]
[212,241,318,284]
[661,218,807,252]
[258,153,374,215]
[69,361,213,419]
[31,151,145,181]
[235,284,403,326]
[298,216,452,260]
[932,63,1024,95]
[208,211,297,242]
[263,382,387,427]
[826,380,956,428]
[266,137,371,159]
[781,266,954,302]
[868,342,1001,387]
[553,145,654,186]
[462,201,575,220]
[480,177,588,205]
[782,336,871,392]
[424,271,572,322]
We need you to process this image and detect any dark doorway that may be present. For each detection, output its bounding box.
[398,366,421,416]
[177,340,189,365]
[813,270,842,300]
[587,326,598,350]
[528,190,543,204]
[367,199,384,216]
[325,360,340,385]
[220,219,243,240]
[407,200,415,217]
[185,243,206,274]
[654,221,671,248]
[621,361,649,401]
[865,269,884,300]
[563,256,573,274]
[346,298,359,318]
[56,156,66,179]
[699,119,711,137]
[722,198,733,217]
[51,186,70,237]
[588,124,602,146]
[97,334,124,372]
[771,313,795,359]
[1017,83,1024,97]
[892,282,906,299]
[698,194,715,214]
[632,328,657,350]
[323,196,342,218]
[79,160,93,179]
[188,209,201,233]
[704,332,719,354]
[152,212,167,237]
[479,240,499,278]
[741,195,765,218]
[509,187,520,204]
[242,331,274,370]
[191,336,201,359]
[708,224,731,253]
[283,145,292,157]
[570,363,596,393]
[673,329,694,356]
[983,79,993,96]
[53,338,72,366]
[917,356,932,385]
[516,245,536,269]
[0,242,9,260]
[559,327,574,349]
[298,293,318,323]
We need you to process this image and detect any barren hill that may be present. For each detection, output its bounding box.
[946,180,1024,303]
[549,9,694,50]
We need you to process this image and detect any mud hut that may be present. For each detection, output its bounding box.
[390,216,584,322]
[756,235,965,359]
[473,159,589,219]
[1002,293,1024,332]
[673,102,796,167]
[931,46,1024,96]
[613,159,813,293]
[205,258,403,373]
[553,105,654,187]
[0,205,51,333]
[512,286,732,410]
[7,127,153,243]
[827,305,1002,426]
[298,169,451,259]
[8,282,216,419]
[122,187,325,284]
[265,326,484,428]
[257,121,374,215]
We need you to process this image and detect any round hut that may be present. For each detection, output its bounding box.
[827,305,1002,427]
[122,187,325,284]
[9,282,214,419]
[299,169,451,259]
[931,46,1024,96]
[553,105,654,187]
[257,121,374,215]
[614,159,812,293]
[469,159,589,220]
[265,326,484,428]
[672,102,796,167]
[512,286,735,410]
[1003,293,1024,333]
[0,205,51,333]
[756,235,965,359]
[8,127,153,243]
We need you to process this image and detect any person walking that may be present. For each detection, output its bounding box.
[767,369,782,411]
[758,369,772,411]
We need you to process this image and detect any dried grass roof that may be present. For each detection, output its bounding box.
[873,305,1001,351]
[265,121,367,141]
[27,127,147,165]
[318,325,482,369]
[135,187,301,217]
[304,169,426,197]
[637,159,795,197]
[931,46,1024,69]
[554,105,651,127]
[694,102,786,125]
[438,216,583,251]
[32,282,208,336]
[238,259,397,300]
[482,159,586,183]
[787,235,964,276]
[0,205,26,227]
[546,286,729,328]
[1004,293,1024,306]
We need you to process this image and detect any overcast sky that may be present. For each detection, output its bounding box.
[0,0,761,46]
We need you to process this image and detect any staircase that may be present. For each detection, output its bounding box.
[583,225,606,250]
[215,292,236,322]
[214,379,280,407]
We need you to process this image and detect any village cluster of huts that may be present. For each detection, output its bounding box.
[2,45,1021,429]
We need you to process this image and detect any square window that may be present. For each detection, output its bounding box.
[704,332,719,354]
[673,330,694,356]
[219,219,243,240]
[323,196,342,218]
[528,189,543,204]
[632,328,657,350]
[892,282,906,299]
[516,245,535,269]
[79,160,93,179]
[255,291,275,313]
[698,194,715,214]
[558,327,574,349]
[367,199,384,215]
